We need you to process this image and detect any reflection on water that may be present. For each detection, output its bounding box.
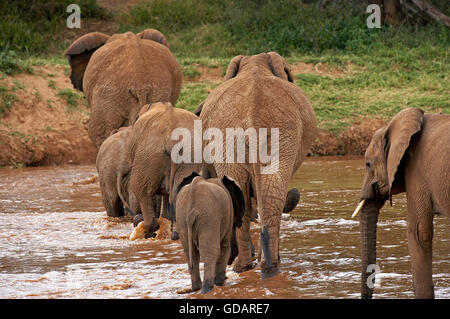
[0,157,448,298]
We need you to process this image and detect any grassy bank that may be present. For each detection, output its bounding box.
[0,1,448,165]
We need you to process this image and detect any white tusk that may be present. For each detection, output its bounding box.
[351,199,366,218]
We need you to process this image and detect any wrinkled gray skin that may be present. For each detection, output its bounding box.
[358,108,450,299]
[175,175,245,294]
[65,29,182,148]
[118,102,202,239]
[96,127,138,217]
[96,126,160,221]
[198,52,317,278]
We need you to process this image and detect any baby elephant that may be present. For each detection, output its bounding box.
[96,127,136,218]
[174,173,245,294]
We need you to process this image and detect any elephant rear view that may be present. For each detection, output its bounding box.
[175,174,245,294]
[198,52,317,278]
[96,127,134,218]
[65,29,182,147]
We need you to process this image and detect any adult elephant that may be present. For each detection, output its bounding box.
[352,108,450,299]
[118,102,202,239]
[65,29,182,147]
[198,52,317,278]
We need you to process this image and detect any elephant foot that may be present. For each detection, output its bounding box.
[201,278,214,294]
[144,218,160,239]
[414,284,435,299]
[125,207,135,217]
[233,261,255,273]
[260,262,279,279]
[133,213,144,227]
[215,272,226,286]
[171,230,179,241]
[191,280,202,292]
[176,287,194,295]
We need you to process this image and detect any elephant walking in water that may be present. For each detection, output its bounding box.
[96,127,135,218]
[118,102,202,239]
[352,108,450,299]
[65,29,182,147]
[175,174,245,294]
[197,52,317,278]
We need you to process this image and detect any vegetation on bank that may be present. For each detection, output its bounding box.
[0,0,449,132]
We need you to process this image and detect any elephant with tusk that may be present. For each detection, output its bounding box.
[352,107,450,299]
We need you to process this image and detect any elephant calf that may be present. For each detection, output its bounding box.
[174,173,245,294]
[97,124,160,222]
[96,127,137,217]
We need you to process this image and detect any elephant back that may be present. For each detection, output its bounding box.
[83,33,181,107]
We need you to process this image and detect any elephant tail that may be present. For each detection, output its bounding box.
[117,168,131,211]
[187,213,196,271]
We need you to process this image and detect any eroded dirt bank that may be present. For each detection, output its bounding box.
[0,65,96,167]
[0,63,385,167]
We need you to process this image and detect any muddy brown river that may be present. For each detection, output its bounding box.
[0,157,448,299]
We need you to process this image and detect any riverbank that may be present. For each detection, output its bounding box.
[0,50,447,167]
[0,1,448,167]
[0,58,385,167]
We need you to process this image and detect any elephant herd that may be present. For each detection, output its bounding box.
[65,29,449,298]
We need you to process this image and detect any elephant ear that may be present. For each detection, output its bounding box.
[224,55,244,81]
[65,32,110,92]
[283,188,300,214]
[176,172,200,195]
[193,101,204,116]
[385,108,424,193]
[137,29,170,49]
[222,176,245,228]
[267,51,294,83]
[135,104,153,122]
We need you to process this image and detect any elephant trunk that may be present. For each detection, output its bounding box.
[359,199,384,299]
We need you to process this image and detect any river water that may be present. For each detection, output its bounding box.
[0,157,448,299]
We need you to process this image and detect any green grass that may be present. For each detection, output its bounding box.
[291,45,449,131]
[176,82,219,112]
[0,0,448,133]
[0,85,17,115]
[0,0,109,55]
[119,0,450,130]
[173,44,449,132]
[121,0,449,58]
[57,88,84,111]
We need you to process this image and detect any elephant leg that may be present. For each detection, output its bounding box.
[259,214,282,279]
[128,191,138,212]
[160,194,169,219]
[153,195,162,218]
[233,217,254,273]
[257,175,287,279]
[199,227,220,294]
[140,194,160,239]
[101,185,124,218]
[215,237,231,286]
[406,192,435,298]
[189,246,202,292]
[87,105,126,148]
